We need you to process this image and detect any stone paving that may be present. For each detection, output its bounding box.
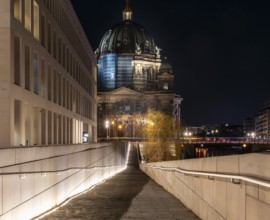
[40,145,199,220]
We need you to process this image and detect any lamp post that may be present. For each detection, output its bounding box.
[118,124,123,137]
[105,120,109,139]
[111,120,115,137]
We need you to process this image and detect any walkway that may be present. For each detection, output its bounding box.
[40,145,199,220]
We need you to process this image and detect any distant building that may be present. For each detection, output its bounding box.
[243,117,256,136]
[0,0,97,147]
[185,124,243,137]
[96,0,182,138]
[255,101,270,138]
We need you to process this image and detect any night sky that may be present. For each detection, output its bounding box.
[71,0,270,126]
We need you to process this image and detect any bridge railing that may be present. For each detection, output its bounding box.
[98,137,270,144]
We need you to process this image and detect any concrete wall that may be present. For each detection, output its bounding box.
[140,153,270,220]
[0,142,128,220]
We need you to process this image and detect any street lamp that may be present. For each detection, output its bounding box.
[111,120,115,137]
[247,132,256,138]
[118,124,123,137]
[105,120,109,139]
[184,131,192,137]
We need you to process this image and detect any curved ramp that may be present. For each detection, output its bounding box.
[40,144,199,220]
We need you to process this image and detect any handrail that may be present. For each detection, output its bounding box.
[145,164,270,188]
[0,165,123,176]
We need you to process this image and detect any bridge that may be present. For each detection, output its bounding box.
[180,137,270,145]
[98,137,270,145]
[0,141,270,220]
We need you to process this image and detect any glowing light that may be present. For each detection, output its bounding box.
[124,142,131,169]
[105,120,109,128]
[243,144,247,148]
[83,133,89,137]
[184,131,192,137]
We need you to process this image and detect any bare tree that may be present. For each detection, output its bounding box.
[141,109,179,161]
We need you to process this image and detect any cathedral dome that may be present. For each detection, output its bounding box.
[98,21,157,56]
[97,0,159,57]
[97,0,162,93]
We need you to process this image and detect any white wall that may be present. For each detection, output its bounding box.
[0,142,128,220]
[140,153,270,220]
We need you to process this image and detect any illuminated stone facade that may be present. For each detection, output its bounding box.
[97,0,182,137]
[0,0,97,147]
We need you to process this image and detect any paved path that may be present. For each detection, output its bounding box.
[40,145,199,220]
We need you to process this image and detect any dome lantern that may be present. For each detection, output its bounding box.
[123,0,133,21]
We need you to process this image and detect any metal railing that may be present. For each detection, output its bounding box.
[98,137,270,145]
[145,164,270,188]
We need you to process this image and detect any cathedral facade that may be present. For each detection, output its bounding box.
[96,0,182,138]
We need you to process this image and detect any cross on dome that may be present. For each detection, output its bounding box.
[123,0,133,21]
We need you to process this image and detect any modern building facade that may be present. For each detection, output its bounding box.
[0,0,97,147]
[255,101,270,138]
[96,0,182,138]
[243,116,256,136]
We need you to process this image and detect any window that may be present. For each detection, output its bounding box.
[24,103,31,145]
[58,73,61,105]
[63,116,66,144]
[67,81,70,109]
[47,23,52,53]
[40,14,45,47]
[53,113,57,144]
[14,100,21,146]
[63,78,66,107]
[163,83,168,90]
[58,37,62,64]
[33,1,40,40]
[53,31,57,59]
[25,45,30,90]
[48,111,52,144]
[58,115,62,144]
[47,65,52,100]
[63,44,66,68]
[24,0,31,31]
[33,106,39,145]
[33,53,39,94]
[40,59,46,97]
[53,70,57,103]
[14,0,22,21]
[41,109,46,145]
[14,37,21,86]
